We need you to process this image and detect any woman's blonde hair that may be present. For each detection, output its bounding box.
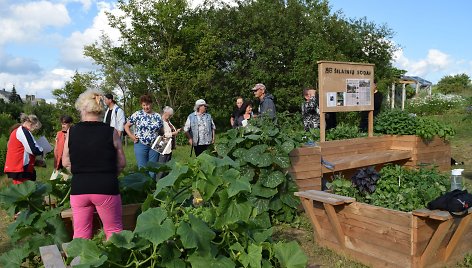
[20,113,42,131]
[75,89,104,114]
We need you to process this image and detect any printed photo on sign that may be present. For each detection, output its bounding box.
[327,92,337,107]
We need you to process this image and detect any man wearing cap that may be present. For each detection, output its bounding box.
[184,99,216,156]
[103,93,126,136]
[251,83,276,120]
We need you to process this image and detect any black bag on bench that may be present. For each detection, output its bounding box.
[427,189,472,215]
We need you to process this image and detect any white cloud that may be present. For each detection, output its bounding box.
[0,68,74,102]
[0,1,70,45]
[59,1,122,68]
[392,48,469,83]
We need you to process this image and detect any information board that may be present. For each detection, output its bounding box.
[317,61,375,141]
[318,61,374,113]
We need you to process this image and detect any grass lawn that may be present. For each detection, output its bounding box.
[1,116,471,267]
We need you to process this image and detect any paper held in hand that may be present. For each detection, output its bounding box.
[151,136,172,154]
[36,136,53,154]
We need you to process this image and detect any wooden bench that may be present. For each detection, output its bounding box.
[296,189,472,268]
[290,136,413,191]
[319,136,412,174]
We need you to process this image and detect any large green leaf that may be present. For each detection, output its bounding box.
[196,171,223,200]
[198,153,218,175]
[280,141,295,154]
[252,228,273,244]
[66,238,108,267]
[187,254,236,268]
[0,246,30,268]
[280,192,301,209]
[215,143,230,157]
[0,180,47,205]
[135,207,175,246]
[120,173,152,192]
[177,214,215,254]
[215,192,252,228]
[248,196,270,214]
[252,182,278,198]
[225,169,251,197]
[155,162,189,195]
[260,171,285,188]
[233,148,248,159]
[109,230,135,249]
[273,241,307,268]
[240,243,262,268]
[273,155,290,168]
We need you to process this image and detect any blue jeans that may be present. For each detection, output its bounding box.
[134,142,159,176]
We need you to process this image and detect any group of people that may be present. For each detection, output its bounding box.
[3,80,380,241]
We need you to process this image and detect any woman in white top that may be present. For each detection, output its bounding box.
[159,107,181,158]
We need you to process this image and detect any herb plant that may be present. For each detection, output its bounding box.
[329,165,449,212]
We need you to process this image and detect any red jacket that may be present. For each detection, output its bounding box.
[4,126,43,180]
[54,131,66,169]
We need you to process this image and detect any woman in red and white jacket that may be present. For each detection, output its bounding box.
[4,114,44,184]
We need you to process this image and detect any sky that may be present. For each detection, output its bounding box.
[1,0,471,103]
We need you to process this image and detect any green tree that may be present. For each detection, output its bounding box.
[83,0,399,127]
[52,71,98,122]
[8,85,22,103]
[436,73,472,94]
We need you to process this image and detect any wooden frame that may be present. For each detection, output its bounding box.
[289,135,451,191]
[296,190,472,268]
[318,61,375,141]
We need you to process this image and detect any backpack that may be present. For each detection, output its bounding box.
[427,189,472,215]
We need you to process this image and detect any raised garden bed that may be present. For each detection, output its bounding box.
[289,135,451,191]
[60,203,141,238]
[296,190,472,268]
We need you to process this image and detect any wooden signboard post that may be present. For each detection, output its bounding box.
[318,61,375,141]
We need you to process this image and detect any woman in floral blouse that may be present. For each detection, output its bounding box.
[124,94,163,170]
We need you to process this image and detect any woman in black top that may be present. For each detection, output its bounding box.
[62,89,126,240]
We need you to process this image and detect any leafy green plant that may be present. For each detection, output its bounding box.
[0,135,7,175]
[329,165,449,212]
[0,119,308,267]
[0,181,70,267]
[406,93,465,116]
[375,109,455,140]
[326,123,365,141]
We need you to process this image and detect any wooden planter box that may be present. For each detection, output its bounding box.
[61,203,141,239]
[296,190,472,268]
[289,135,451,191]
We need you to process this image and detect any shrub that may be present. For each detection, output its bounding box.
[375,109,455,140]
[326,122,365,141]
[0,135,7,175]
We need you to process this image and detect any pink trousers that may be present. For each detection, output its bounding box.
[70,194,123,240]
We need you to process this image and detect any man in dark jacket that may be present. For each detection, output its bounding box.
[251,83,276,120]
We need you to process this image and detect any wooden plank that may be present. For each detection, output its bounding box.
[40,245,66,268]
[312,202,412,238]
[444,212,472,261]
[321,141,391,155]
[429,210,452,221]
[304,190,355,203]
[289,170,322,180]
[295,191,347,205]
[314,212,412,252]
[289,146,321,156]
[343,202,412,227]
[324,203,346,247]
[321,150,412,173]
[288,163,322,173]
[300,198,322,241]
[320,136,392,148]
[412,209,432,218]
[419,219,453,267]
[320,238,405,268]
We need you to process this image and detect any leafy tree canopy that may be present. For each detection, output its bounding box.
[76,0,399,128]
[436,73,472,94]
